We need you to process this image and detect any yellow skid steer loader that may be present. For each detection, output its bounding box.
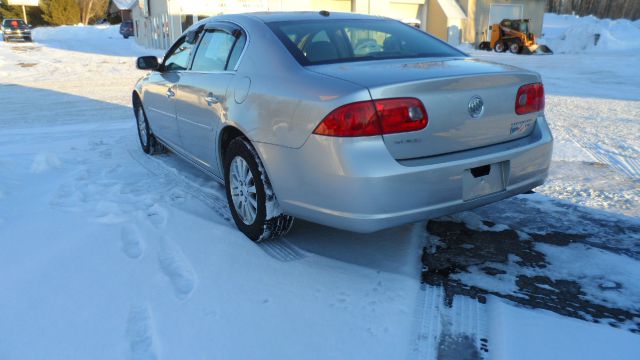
[478,19,553,55]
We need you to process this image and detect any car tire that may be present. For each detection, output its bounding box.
[494,41,506,53]
[124,35,129,39]
[25,36,32,42]
[478,41,490,51]
[134,102,165,155]
[509,42,521,54]
[224,137,294,242]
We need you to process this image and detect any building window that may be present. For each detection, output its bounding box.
[181,15,194,32]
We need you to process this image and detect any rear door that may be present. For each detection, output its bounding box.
[175,24,246,176]
[142,36,195,147]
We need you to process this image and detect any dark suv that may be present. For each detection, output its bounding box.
[119,21,134,39]
[1,18,32,42]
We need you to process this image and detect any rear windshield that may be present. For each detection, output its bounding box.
[267,19,465,66]
[3,19,26,28]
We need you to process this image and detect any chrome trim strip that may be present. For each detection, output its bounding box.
[177,115,212,129]
[148,107,175,118]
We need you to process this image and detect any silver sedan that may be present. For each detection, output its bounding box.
[132,11,553,241]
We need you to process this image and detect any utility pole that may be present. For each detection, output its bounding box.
[22,5,27,23]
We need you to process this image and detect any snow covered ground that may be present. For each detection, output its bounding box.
[463,13,640,216]
[0,18,639,359]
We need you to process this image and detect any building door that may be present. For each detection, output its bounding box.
[447,25,461,46]
[488,3,523,35]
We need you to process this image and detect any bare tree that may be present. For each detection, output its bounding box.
[76,0,108,25]
[547,0,640,20]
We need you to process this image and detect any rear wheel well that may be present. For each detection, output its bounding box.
[219,126,246,161]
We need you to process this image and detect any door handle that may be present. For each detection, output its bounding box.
[166,88,175,98]
[204,93,220,105]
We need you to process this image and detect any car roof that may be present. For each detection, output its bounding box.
[205,11,387,24]
[185,11,392,36]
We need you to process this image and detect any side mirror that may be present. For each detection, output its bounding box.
[136,56,159,70]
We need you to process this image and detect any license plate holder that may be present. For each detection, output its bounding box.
[463,161,508,201]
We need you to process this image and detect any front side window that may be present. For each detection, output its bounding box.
[191,30,246,72]
[163,38,195,71]
[268,19,465,65]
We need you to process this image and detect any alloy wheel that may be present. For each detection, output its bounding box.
[230,156,257,225]
[136,107,148,147]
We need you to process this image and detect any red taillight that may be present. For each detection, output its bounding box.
[515,83,545,115]
[375,98,428,134]
[312,100,381,137]
[313,98,428,137]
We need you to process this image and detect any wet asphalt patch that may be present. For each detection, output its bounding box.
[437,334,482,360]
[422,212,640,334]
[475,195,640,260]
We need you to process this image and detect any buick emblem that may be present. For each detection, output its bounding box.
[468,95,484,118]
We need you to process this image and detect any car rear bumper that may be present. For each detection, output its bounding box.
[255,115,553,233]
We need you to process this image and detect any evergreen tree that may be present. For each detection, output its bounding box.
[41,0,81,25]
[0,1,45,25]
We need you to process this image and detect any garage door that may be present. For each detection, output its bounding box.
[488,3,523,33]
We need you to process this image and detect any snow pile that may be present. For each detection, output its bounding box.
[32,25,161,57]
[33,24,120,42]
[541,13,640,53]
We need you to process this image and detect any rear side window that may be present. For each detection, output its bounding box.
[268,19,465,65]
[191,30,246,72]
[226,33,247,70]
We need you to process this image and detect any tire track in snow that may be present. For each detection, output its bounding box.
[573,138,640,181]
[127,148,232,223]
[413,284,443,360]
[257,238,306,262]
[414,285,489,360]
[128,148,306,262]
[126,304,158,360]
[443,295,488,359]
[415,227,489,360]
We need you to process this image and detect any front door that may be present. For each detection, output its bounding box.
[174,27,247,177]
[143,36,196,147]
[143,72,180,146]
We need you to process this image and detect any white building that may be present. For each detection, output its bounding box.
[129,0,546,50]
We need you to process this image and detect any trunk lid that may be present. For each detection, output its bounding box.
[308,58,542,159]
